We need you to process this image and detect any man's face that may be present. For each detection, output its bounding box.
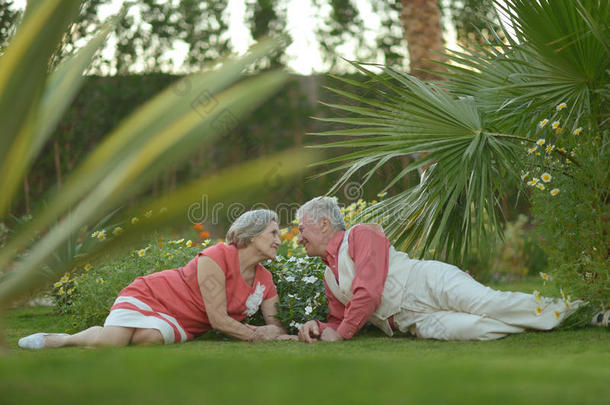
[297,215,328,257]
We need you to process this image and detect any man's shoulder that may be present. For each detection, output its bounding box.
[349,223,385,236]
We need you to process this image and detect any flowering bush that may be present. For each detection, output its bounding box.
[521,103,609,320]
[263,255,328,333]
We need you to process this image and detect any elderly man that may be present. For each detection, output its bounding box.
[296,196,580,342]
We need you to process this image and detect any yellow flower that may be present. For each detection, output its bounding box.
[556,102,567,111]
[84,263,92,271]
[558,147,567,153]
[112,227,123,236]
[131,217,139,225]
[60,273,70,283]
[555,127,562,135]
[533,290,541,302]
[551,121,560,129]
[202,239,211,247]
[554,311,560,319]
[91,231,99,238]
[377,191,387,198]
[58,287,65,295]
[145,210,153,218]
[564,300,570,308]
[536,183,545,191]
[550,188,560,196]
[572,127,583,135]
[186,240,193,247]
[54,282,62,288]
[527,146,538,154]
[97,278,104,284]
[538,119,549,128]
[545,144,555,153]
[97,230,106,241]
[527,178,539,186]
[536,138,545,146]
[137,248,147,257]
[67,288,73,295]
[521,171,529,181]
[541,173,552,183]
[539,272,550,281]
[176,238,184,244]
[536,307,542,315]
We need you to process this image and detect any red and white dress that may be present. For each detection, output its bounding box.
[104,243,277,344]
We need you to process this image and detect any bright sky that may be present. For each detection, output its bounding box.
[12,0,474,75]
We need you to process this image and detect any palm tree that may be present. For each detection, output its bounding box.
[315,0,608,268]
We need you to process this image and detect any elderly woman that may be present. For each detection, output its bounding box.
[19,209,292,349]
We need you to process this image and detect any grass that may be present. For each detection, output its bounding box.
[1,281,608,405]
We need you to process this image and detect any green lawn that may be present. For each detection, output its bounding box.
[1,287,608,405]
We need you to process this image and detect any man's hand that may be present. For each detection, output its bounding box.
[320,327,343,342]
[250,325,283,342]
[298,320,320,343]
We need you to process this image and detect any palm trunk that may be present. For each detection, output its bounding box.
[400,0,446,81]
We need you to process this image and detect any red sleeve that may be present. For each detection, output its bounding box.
[336,225,390,339]
[258,266,278,300]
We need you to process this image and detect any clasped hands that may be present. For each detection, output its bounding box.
[297,320,343,343]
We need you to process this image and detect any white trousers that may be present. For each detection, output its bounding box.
[392,260,582,341]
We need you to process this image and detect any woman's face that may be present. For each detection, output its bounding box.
[250,220,281,260]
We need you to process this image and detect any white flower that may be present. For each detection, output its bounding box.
[243,282,266,316]
[304,305,313,315]
[284,276,295,282]
[302,276,317,284]
[541,172,552,183]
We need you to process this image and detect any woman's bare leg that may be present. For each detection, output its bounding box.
[44,326,134,348]
[130,328,164,346]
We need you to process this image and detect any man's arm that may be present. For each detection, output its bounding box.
[333,225,391,339]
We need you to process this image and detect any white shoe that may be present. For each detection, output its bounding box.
[18,333,47,349]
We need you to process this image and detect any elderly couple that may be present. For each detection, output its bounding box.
[19,197,579,349]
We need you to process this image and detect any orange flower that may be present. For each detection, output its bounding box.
[199,231,210,239]
[283,233,294,240]
[193,223,204,231]
[292,226,299,235]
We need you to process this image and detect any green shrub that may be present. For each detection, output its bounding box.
[522,107,609,320]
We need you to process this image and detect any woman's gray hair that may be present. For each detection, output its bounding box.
[296,196,346,231]
[226,209,278,248]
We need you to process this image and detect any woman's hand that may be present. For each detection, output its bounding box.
[276,334,298,341]
[249,325,283,342]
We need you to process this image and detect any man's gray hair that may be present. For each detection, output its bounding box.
[226,209,278,248]
[297,196,346,231]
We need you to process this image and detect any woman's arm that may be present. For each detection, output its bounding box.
[256,295,298,341]
[197,256,255,341]
[259,296,284,329]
